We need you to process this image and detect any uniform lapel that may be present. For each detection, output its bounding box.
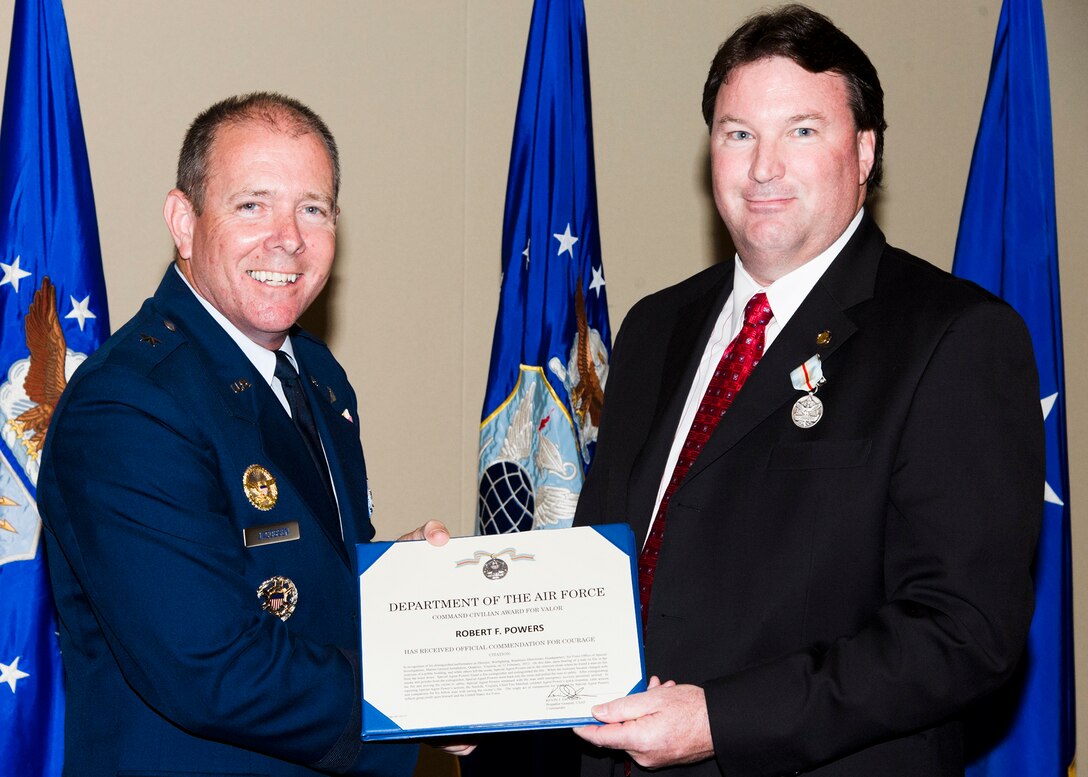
[153,269,350,565]
[253,388,347,563]
[293,345,372,568]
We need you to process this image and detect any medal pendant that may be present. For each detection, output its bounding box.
[791,393,823,428]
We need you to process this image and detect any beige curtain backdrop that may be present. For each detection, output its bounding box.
[2,2,1084,775]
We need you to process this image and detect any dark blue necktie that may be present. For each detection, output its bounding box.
[274,350,337,518]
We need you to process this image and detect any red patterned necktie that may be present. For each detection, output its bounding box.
[637,292,772,623]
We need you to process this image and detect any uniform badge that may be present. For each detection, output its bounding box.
[257,576,298,621]
[243,464,278,511]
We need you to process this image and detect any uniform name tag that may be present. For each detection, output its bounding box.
[244,521,301,548]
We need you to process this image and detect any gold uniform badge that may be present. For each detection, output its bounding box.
[257,576,298,621]
[243,464,278,511]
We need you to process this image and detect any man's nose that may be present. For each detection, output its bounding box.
[268,211,305,254]
[749,139,785,184]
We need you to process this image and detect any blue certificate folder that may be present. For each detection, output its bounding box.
[356,524,646,741]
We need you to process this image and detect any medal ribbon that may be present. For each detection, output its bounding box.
[790,354,825,392]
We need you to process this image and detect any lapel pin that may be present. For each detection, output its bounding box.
[342,408,354,423]
[163,319,177,332]
[816,330,832,346]
[326,386,337,404]
[789,354,826,428]
[139,333,161,347]
[230,378,252,394]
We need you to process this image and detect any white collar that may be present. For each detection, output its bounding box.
[733,207,864,330]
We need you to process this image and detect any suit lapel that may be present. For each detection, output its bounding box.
[626,269,733,544]
[677,215,886,489]
[681,286,857,484]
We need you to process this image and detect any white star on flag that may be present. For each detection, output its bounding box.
[523,238,531,267]
[0,656,30,693]
[589,265,606,296]
[553,223,578,258]
[1041,392,1064,506]
[65,294,97,331]
[0,255,33,293]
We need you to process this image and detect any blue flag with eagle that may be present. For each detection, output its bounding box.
[952,0,1075,774]
[477,0,611,534]
[0,0,109,773]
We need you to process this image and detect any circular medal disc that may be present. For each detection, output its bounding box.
[791,393,824,428]
[482,558,509,580]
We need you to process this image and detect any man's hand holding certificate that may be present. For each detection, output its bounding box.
[357,525,646,740]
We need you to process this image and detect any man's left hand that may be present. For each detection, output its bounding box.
[573,678,713,769]
[397,519,451,546]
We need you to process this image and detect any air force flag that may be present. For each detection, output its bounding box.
[477,0,611,534]
[1,1,110,773]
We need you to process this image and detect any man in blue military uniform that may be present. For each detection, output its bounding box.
[39,93,468,775]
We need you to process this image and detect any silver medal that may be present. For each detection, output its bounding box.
[791,393,823,428]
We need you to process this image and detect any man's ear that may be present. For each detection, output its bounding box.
[856,129,876,186]
[163,189,196,260]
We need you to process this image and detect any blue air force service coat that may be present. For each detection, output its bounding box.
[39,267,417,776]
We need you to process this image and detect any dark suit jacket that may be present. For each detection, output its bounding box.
[574,216,1043,777]
[39,267,417,776]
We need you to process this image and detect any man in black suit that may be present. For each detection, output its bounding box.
[572,5,1043,776]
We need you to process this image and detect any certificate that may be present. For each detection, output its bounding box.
[356,524,646,740]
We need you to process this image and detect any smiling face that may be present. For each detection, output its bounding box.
[709,56,875,285]
[164,118,338,350]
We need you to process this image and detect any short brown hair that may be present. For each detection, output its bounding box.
[175,92,340,213]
